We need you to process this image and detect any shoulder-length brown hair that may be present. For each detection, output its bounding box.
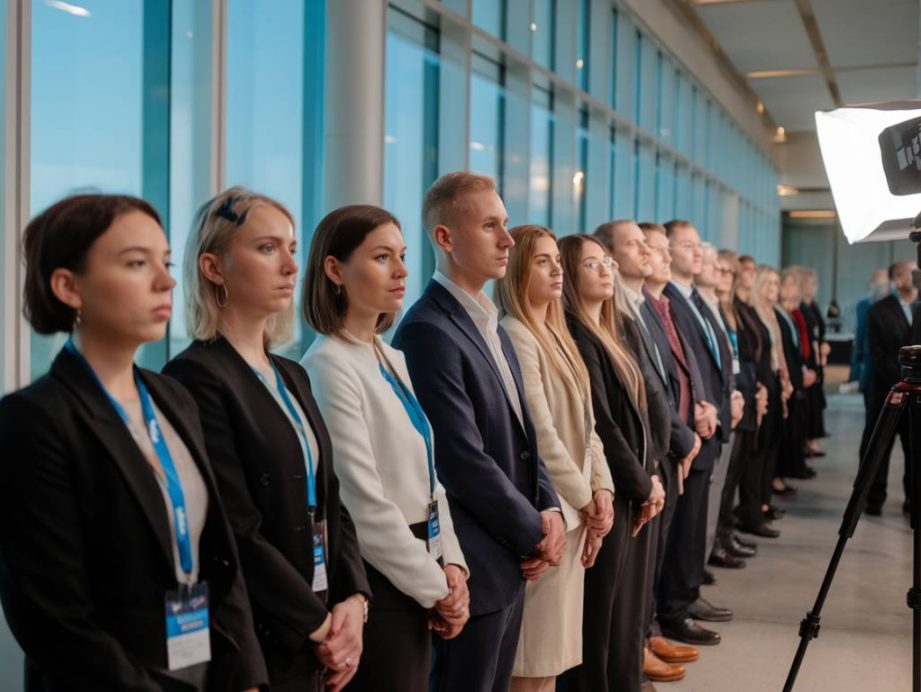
[302,204,402,336]
[495,226,589,393]
[559,233,646,410]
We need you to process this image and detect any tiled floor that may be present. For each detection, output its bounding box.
[0,393,913,690]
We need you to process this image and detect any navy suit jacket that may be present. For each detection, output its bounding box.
[393,280,560,616]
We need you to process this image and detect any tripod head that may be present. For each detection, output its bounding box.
[901,345,921,383]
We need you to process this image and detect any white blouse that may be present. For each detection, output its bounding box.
[303,333,467,609]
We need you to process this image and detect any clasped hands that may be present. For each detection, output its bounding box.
[694,401,718,440]
[309,593,366,692]
[632,474,665,538]
[429,564,470,640]
[579,489,615,568]
[521,510,566,581]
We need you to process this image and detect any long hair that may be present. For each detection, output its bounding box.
[752,265,787,374]
[717,249,739,332]
[558,233,646,410]
[495,226,588,394]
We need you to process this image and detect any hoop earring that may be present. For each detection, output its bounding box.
[216,283,229,308]
[74,307,83,327]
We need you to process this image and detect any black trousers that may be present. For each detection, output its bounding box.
[717,428,756,546]
[349,562,431,692]
[430,583,525,692]
[861,388,912,510]
[656,462,711,623]
[563,492,653,692]
[738,440,773,529]
[779,393,809,479]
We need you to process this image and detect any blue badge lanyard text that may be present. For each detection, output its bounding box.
[65,339,195,581]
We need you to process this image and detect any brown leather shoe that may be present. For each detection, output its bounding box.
[649,635,700,663]
[643,647,686,682]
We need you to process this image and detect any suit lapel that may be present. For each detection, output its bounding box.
[52,350,175,570]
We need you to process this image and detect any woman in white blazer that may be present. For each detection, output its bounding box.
[300,204,470,692]
[496,225,616,692]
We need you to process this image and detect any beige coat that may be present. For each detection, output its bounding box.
[502,316,614,677]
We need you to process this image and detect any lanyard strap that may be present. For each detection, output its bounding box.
[266,360,318,511]
[378,363,436,497]
[65,339,194,579]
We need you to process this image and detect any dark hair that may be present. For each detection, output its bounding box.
[302,204,402,336]
[22,194,162,334]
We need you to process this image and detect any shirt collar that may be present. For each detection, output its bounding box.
[669,278,694,301]
[433,270,498,328]
[621,282,645,310]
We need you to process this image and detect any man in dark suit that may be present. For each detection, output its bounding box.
[861,260,918,516]
[654,219,733,645]
[393,171,564,692]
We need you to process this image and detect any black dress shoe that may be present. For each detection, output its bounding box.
[732,534,758,552]
[739,523,781,538]
[764,506,785,521]
[772,484,797,497]
[725,536,757,558]
[659,618,721,646]
[702,569,717,586]
[708,548,746,569]
[688,597,733,622]
[864,505,882,517]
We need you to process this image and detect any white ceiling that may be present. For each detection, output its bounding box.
[694,0,919,133]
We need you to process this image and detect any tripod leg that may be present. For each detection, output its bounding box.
[909,393,921,692]
[784,390,907,692]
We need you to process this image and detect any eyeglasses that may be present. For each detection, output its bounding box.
[581,256,616,272]
[715,267,736,276]
[671,241,701,252]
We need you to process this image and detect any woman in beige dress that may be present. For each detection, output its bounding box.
[496,225,616,692]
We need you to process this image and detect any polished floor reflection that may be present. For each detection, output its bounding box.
[0,394,912,690]
[670,393,912,692]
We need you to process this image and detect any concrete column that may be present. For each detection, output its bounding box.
[324,0,386,209]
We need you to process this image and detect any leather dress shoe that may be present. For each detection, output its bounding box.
[649,635,699,663]
[702,569,717,586]
[739,522,780,538]
[732,534,757,551]
[643,647,686,682]
[708,547,746,569]
[688,596,733,622]
[764,506,785,521]
[726,536,757,558]
[660,617,721,645]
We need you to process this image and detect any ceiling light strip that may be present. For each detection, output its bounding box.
[792,0,842,107]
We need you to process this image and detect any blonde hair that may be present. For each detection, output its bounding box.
[752,265,787,375]
[422,171,496,239]
[495,226,589,396]
[184,186,296,345]
[559,234,646,410]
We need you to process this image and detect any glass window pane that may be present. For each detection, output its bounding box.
[470,61,505,189]
[635,142,655,221]
[473,0,504,38]
[613,12,634,117]
[654,154,675,223]
[532,0,554,70]
[30,0,149,380]
[577,0,589,91]
[384,15,440,310]
[611,129,633,218]
[529,95,553,227]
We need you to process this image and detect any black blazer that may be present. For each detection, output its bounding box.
[723,303,758,433]
[776,308,805,391]
[621,314,670,470]
[568,315,652,504]
[868,294,915,396]
[0,348,266,692]
[392,280,560,616]
[163,338,368,683]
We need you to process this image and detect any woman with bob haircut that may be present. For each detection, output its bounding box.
[0,194,266,691]
[163,187,369,692]
[495,225,615,692]
[558,232,655,692]
[301,204,470,692]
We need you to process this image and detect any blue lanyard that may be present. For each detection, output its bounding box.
[378,363,435,497]
[727,328,739,357]
[266,360,318,511]
[64,339,194,579]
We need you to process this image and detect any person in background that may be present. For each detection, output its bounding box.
[797,267,828,458]
[164,188,369,692]
[861,260,918,516]
[497,226,615,692]
[393,172,564,692]
[302,204,469,692]
[850,268,890,403]
[0,194,266,691]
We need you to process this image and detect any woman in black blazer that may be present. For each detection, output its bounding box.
[559,234,657,692]
[0,194,266,691]
[164,187,369,692]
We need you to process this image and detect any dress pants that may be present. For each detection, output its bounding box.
[717,429,756,546]
[646,458,681,639]
[778,393,808,479]
[861,388,912,510]
[656,461,711,623]
[563,492,653,692]
[430,583,525,692]
[350,562,430,692]
[705,436,732,560]
[738,442,772,528]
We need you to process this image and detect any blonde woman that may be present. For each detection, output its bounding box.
[163,187,370,692]
[558,233,658,692]
[496,226,615,692]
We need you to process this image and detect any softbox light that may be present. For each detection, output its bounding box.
[815,100,921,244]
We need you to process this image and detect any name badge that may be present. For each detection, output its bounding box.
[165,582,211,671]
[312,519,328,593]
[427,501,443,563]
[732,357,741,375]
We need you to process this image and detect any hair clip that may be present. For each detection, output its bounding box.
[215,196,248,226]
